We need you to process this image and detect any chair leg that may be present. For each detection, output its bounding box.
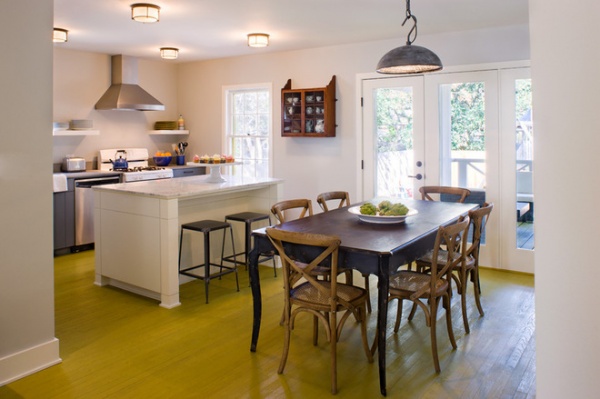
[329,310,338,395]
[444,293,457,350]
[363,274,372,313]
[313,314,319,346]
[203,231,210,304]
[394,298,403,333]
[460,268,470,334]
[429,296,441,373]
[408,302,418,321]
[358,305,374,363]
[472,268,485,317]
[278,305,291,374]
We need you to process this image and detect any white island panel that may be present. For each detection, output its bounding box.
[94,176,282,308]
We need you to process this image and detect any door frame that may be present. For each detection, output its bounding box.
[356,60,531,273]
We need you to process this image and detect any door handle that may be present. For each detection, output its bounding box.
[408,174,423,180]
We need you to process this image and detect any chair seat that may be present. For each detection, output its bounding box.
[390,270,449,298]
[417,249,475,270]
[182,220,231,233]
[225,211,271,223]
[291,281,368,310]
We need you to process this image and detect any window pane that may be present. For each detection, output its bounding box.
[226,88,270,178]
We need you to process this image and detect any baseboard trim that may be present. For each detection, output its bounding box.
[0,338,61,386]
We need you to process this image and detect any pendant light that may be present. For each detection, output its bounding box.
[376,0,442,74]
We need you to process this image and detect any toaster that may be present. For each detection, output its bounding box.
[61,157,86,172]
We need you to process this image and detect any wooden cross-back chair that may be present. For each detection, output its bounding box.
[419,186,471,203]
[266,228,373,394]
[414,203,493,333]
[316,191,351,212]
[379,216,470,373]
[270,199,313,223]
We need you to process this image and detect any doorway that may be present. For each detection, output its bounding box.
[359,64,533,272]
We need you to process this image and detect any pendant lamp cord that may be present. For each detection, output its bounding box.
[402,0,418,45]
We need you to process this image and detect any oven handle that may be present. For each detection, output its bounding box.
[74,176,120,188]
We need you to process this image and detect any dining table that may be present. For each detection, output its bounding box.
[247,198,477,396]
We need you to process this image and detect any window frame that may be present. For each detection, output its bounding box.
[222,82,273,178]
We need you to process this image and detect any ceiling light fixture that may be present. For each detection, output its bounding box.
[53,28,68,43]
[247,33,269,48]
[160,47,179,60]
[131,3,160,23]
[376,0,442,74]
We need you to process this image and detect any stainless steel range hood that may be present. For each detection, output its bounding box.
[95,55,165,111]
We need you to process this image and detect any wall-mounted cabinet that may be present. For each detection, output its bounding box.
[281,76,336,137]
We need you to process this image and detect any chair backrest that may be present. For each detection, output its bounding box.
[266,228,341,309]
[425,216,470,294]
[466,202,494,262]
[271,199,313,223]
[316,191,351,212]
[419,186,471,203]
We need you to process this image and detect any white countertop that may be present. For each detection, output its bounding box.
[93,175,282,200]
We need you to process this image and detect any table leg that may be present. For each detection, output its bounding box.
[377,258,390,396]
[249,246,262,352]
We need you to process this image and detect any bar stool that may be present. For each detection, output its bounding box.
[178,220,239,304]
[221,212,277,277]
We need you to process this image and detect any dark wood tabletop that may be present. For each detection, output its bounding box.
[248,198,477,396]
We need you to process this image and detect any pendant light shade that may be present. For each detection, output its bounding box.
[131,3,160,23]
[376,44,442,74]
[376,0,442,74]
[160,47,179,59]
[53,28,68,43]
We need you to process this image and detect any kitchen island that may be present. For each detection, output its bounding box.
[93,174,282,308]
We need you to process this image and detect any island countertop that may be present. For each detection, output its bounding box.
[93,175,282,200]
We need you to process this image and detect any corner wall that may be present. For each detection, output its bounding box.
[0,0,60,384]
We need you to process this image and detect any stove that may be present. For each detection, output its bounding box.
[98,148,174,182]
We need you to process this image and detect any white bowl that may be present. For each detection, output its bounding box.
[348,205,418,224]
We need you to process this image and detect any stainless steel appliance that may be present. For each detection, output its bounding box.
[98,148,173,182]
[61,156,86,172]
[74,176,120,246]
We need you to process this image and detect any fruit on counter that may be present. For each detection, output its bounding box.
[155,151,172,157]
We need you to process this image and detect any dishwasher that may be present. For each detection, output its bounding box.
[74,176,120,246]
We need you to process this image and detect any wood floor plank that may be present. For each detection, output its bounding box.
[1,251,536,398]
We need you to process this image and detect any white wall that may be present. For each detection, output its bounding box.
[52,48,180,165]
[531,1,600,397]
[177,25,529,203]
[0,0,60,384]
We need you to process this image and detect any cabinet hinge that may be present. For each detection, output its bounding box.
[361,160,364,170]
[361,97,364,107]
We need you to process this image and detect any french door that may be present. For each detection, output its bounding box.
[361,66,532,271]
[362,76,425,200]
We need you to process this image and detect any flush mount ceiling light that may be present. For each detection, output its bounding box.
[247,33,269,48]
[53,28,68,43]
[376,0,442,74]
[160,47,179,59]
[131,3,160,23]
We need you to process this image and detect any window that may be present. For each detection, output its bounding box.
[224,84,272,178]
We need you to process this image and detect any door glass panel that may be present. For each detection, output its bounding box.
[515,79,534,250]
[439,82,486,190]
[374,87,415,198]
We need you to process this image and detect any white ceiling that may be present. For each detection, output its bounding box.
[54,0,529,62]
